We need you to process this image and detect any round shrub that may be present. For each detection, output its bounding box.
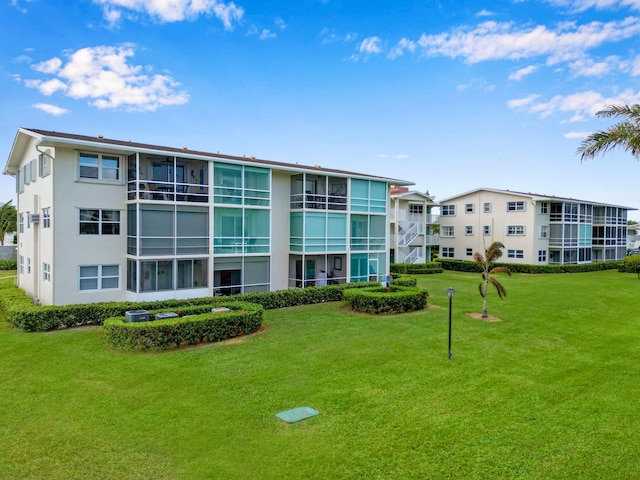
[342,285,428,314]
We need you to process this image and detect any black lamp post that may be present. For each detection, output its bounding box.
[447,287,455,359]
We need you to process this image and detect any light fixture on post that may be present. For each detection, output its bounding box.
[447,287,455,360]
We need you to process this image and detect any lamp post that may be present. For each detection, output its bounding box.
[447,287,455,359]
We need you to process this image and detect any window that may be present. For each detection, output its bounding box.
[441,205,456,216]
[483,202,492,213]
[507,225,525,235]
[79,265,119,291]
[442,247,455,258]
[43,263,51,282]
[441,226,455,237]
[465,203,475,213]
[466,248,473,256]
[483,225,491,236]
[26,211,30,229]
[19,256,24,275]
[39,153,51,177]
[79,152,120,181]
[508,249,524,259]
[19,213,24,233]
[409,204,423,215]
[507,201,525,211]
[79,209,120,235]
[538,250,547,262]
[465,226,473,235]
[27,257,31,274]
[540,225,548,238]
[539,202,549,214]
[42,208,51,228]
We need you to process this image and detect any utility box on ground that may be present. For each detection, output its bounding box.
[125,310,150,323]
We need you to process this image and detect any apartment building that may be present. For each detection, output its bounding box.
[4,128,411,306]
[389,187,439,264]
[438,188,635,264]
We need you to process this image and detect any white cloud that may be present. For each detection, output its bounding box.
[508,89,640,120]
[568,56,618,76]
[33,57,62,74]
[10,0,30,13]
[93,0,244,28]
[24,45,189,112]
[416,18,640,64]
[33,103,69,116]
[359,36,382,54]
[546,0,640,12]
[259,29,276,40]
[388,38,416,59]
[476,9,495,16]
[275,16,286,30]
[320,28,358,45]
[564,131,591,139]
[509,65,538,80]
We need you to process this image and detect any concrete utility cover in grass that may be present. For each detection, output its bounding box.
[276,407,319,423]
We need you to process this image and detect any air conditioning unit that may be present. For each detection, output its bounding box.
[29,214,40,223]
[125,310,150,323]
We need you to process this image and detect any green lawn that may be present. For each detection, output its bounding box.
[1,270,639,479]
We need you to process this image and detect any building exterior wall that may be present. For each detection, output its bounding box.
[6,129,407,306]
[439,189,632,265]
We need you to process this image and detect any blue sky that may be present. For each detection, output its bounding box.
[2,0,640,217]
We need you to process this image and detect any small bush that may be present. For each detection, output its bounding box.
[621,255,640,278]
[390,273,418,287]
[0,259,17,270]
[438,258,621,274]
[103,302,263,350]
[343,285,428,314]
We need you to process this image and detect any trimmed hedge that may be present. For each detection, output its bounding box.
[0,259,17,270]
[0,281,383,332]
[343,285,428,314]
[390,273,418,287]
[438,258,622,274]
[620,255,640,277]
[103,301,263,351]
[390,262,442,274]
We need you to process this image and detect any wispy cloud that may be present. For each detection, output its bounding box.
[376,153,410,159]
[359,36,382,54]
[33,103,69,116]
[9,0,30,14]
[476,9,495,17]
[509,65,538,80]
[93,0,244,28]
[388,38,416,59]
[545,0,640,12]
[320,28,358,45]
[507,89,640,121]
[564,131,591,139]
[24,44,189,112]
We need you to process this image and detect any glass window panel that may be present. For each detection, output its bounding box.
[102,277,118,289]
[177,260,193,289]
[140,261,157,291]
[290,212,303,237]
[102,265,119,276]
[157,261,173,290]
[327,213,347,236]
[80,278,98,290]
[370,181,386,200]
[305,212,326,237]
[80,266,99,277]
[194,259,207,287]
[141,205,174,237]
[177,207,208,237]
[214,257,242,270]
[244,256,269,285]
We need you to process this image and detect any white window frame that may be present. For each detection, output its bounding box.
[508,249,524,259]
[78,152,122,182]
[27,257,31,274]
[538,250,547,262]
[42,208,51,228]
[441,205,456,216]
[441,226,455,237]
[483,202,492,213]
[39,153,51,177]
[539,225,548,238]
[442,247,455,258]
[539,202,549,214]
[507,225,525,235]
[79,209,121,235]
[79,265,120,291]
[507,201,525,212]
[466,248,473,256]
[43,263,51,282]
[483,225,491,236]
[19,256,24,275]
[465,226,473,235]
[465,203,475,213]
[19,213,24,233]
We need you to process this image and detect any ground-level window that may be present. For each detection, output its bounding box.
[79,265,119,291]
[43,263,51,282]
[508,249,524,259]
[538,250,547,262]
[442,247,455,258]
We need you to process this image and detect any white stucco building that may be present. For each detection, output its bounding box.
[3,128,411,306]
[389,187,439,264]
[438,188,635,264]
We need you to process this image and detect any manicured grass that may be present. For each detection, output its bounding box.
[1,270,640,479]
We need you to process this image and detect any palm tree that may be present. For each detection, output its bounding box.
[0,200,17,246]
[577,103,640,161]
[473,241,511,319]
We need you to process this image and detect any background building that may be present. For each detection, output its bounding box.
[438,188,635,264]
[389,187,439,264]
[4,128,411,306]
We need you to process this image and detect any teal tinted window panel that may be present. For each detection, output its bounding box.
[370,181,386,200]
[351,179,368,198]
[328,213,347,236]
[305,212,326,237]
[127,204,137,236]
[214,208,242,237]
[369,215,385,236]
[214,163,242,187]
[245,209,270,238]
[290,212,303,238]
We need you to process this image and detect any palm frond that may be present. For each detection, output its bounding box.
[489,277,507,299]
[490,266,512,276]
[478,282,486,298]
[472,252,484,265]
[578,103,640,161]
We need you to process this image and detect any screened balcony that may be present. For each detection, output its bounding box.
[290,174,347,210]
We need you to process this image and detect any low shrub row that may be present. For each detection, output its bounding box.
[342,285,428,314]
[0,281,382,332]
[438,258,622,274]
[390,273,418,287]
[390,262,443,275]
[0,259,17,270]
[103,302,263,351]
[619,255,640,277]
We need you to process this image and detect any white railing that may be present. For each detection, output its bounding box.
[398,223,419,246]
